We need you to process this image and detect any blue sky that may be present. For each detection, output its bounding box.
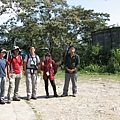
[67,0,119,26]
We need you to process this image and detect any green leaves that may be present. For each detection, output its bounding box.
[0,0,110,66]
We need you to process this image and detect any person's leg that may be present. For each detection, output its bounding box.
[7,74,15,100]
[50,80,58,97]
[71,73,77,96]
[26,73,32,100]
[31,74,37,99]
[61,73,70,96]
[0,77,6,104]
[44,79,49,97]
[13,74,21,101]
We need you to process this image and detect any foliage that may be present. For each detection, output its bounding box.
[0,1,109,52]
[78,46,120,74]
[2,1,120,74]
[106,49,120,73]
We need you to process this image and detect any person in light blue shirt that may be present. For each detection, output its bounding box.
[0,48,7,104]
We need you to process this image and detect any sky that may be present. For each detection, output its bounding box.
[0,0,119,26]
[67,0,119,26]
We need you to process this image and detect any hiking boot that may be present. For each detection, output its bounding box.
[54,93,59,97]
[27,96,31,101]
[46,93,49,98]
[27,97,30,101]
[13,97,21,101]
[31,96,37,100]
[73,94,76,97]
[0,99,5,104]
[61,94,68,97]
[7,99,11,104]
[73,93,77,97]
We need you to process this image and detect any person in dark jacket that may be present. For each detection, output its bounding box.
[41,52,58,98]
[61,45,80,97]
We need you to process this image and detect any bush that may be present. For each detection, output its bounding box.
[84,64,101,72]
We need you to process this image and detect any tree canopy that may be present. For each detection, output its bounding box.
[0,0,110,61]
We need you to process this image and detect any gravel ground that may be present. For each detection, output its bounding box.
[19,77,120,120]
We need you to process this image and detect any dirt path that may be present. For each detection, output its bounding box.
[19,77,120,120]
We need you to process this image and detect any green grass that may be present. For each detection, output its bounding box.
[55,70,120,81]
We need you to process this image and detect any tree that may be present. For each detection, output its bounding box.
[0,0,110,65]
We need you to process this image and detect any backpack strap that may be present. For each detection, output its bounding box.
[26,54,39,74]
[10,55,13,64]
[9,55,13,72]
[27,54,38,63]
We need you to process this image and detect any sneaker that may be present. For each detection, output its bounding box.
[61,94,68,97]
[27,97,30,101]
[46,93,49,98]
[0,99,5,104]
[13,97,21,101]
[73,94,77,97]
[31,96,37,100]
[54,94,59,97]
[7,99,11,104]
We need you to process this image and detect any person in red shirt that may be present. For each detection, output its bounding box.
[41,52,58,98]
[7,46,23,103]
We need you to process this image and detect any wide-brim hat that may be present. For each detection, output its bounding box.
[11,46,21,53]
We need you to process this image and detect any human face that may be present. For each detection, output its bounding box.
[69,47,75,54]
[0,52,6,58]
[14,49,19,55]
[29,47,35,54]
[45,56,50,61]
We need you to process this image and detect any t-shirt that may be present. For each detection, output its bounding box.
[0,58,7,77]
[24,54,40,73]
[8,55,23,74]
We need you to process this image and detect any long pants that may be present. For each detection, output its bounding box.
[44,79,57,95]
[7,73,22,99]
[0,77,6,100]
[63,73,77,95]
[26,73,37,98]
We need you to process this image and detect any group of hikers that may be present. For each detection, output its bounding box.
[0,45,79,104]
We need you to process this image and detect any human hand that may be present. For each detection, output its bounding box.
[68,68,76,73]
[41,62,44,66]
[37,73,41,76]
[7,74,10,79]
[24,71,27,76]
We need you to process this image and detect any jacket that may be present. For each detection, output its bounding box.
[64,53,79,73]
[41,59,58,80]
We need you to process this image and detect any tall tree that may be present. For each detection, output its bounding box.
[0,0,110,62]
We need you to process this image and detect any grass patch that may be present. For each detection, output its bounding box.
[25,100,42,120]
[55,70,120,82]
